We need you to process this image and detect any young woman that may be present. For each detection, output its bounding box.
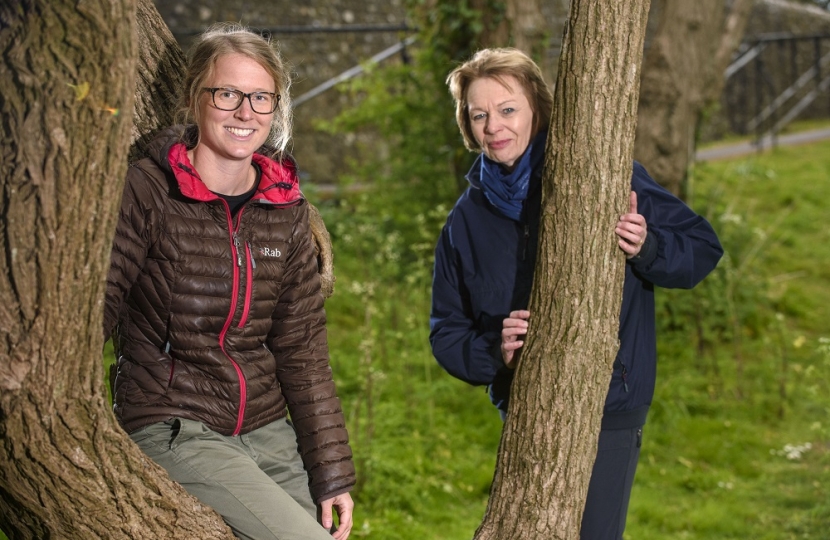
[104,24,354,540]
[430,48,723,540]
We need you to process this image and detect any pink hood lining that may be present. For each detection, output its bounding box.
[167,142,302,204]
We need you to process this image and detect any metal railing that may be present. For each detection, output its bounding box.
[723,33,830,148]
[170,24,418,109]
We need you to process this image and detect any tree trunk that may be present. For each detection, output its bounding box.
[477,0,554,84]
[504,0,553,83]
[473,1,651,539]
[0,1,230,538]
[633,0,754,196]
[130,0,187,159]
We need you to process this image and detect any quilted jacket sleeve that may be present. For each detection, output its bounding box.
[268,202,356,503]
[103,166,157,341]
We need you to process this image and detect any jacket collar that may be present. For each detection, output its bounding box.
[161,129,302,205]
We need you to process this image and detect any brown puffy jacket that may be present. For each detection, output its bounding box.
[104,126,355,502]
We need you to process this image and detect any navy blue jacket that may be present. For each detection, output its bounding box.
[429,157,723,428]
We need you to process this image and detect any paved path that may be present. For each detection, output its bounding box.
[696,127,830,161]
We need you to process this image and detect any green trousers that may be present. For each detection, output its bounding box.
[129,417,334,540]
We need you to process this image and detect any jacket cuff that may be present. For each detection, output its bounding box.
[488,333,507,369]
[314,485,353,505]
[628,230,657,266]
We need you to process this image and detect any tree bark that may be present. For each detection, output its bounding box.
[633,0,754,196]
[1,1,245,538]
[0,1,229,538]
[130,0,187,160]
[477,0,554,84]
[473,1,650,539]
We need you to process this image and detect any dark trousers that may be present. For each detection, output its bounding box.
[580,425,643,540]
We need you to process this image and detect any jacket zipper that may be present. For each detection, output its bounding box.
[238,241,253,328]
[164,341,174,386]
[218,202,248,436]
[522,224,530,261]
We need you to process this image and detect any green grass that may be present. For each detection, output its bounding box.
[328,139,830,539]
[623,140,830,539]
[3,139,830,539]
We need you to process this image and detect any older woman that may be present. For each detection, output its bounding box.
[429,48,723,540]
[104,24,354,540]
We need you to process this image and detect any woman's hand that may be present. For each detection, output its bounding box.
[501,310,530,369]
[616,191,648,259]
[320,492,354,540]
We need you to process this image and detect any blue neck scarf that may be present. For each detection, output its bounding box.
[478,130,547,221]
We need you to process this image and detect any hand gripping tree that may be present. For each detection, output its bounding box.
[473,1,651,539]
[0,0,332,537]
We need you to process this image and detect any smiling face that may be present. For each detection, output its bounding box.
[195,53,275,164]
[466,75,535,171]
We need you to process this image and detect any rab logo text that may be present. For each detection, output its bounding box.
[259,246,282,258]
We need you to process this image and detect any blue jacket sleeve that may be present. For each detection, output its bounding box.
[429,222,504,386]
[628,162,723,289]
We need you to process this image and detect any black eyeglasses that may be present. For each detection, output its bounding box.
[202,87,280,114]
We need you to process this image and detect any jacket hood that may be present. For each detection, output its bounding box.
[142,125,302,205]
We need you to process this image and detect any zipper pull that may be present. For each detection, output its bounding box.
[248,242,256,269]
[522,225,530,261]
[233,233,242,267]
[621,363,629,393]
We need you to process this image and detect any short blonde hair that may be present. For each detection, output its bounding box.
[447,48,552,152]
[179,23,293,158]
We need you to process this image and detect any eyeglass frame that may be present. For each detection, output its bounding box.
[201,87,281,114]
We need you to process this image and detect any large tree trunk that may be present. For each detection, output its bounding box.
[633,0,754,196]
[0,1,236,537]
[1,1,335,536]
[130,0,187,159]
[0,2,234,538]
[473,1,651,539]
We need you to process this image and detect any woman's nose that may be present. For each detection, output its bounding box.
[235,98,254,119]
[484,116,500,134]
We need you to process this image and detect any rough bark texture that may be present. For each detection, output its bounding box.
[130,0,187,160]
[633,0,754,196]
[473,1,651,539]
[1,1,234,538]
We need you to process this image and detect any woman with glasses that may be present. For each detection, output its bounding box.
[103,23,354,540]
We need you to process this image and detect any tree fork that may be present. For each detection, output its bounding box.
[473,1,651,539]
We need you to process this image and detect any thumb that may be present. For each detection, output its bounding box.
[629,190,638,214]
[320,500,333,529]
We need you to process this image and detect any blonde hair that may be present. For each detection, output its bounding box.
[447,48,552,152]
[179,23,293,157]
